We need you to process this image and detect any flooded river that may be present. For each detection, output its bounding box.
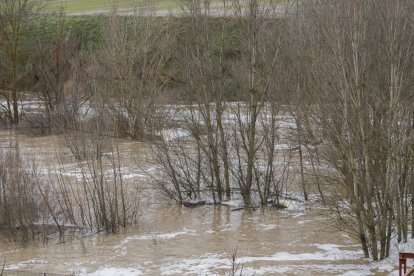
[0,130,398,275]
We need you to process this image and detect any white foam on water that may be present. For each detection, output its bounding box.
[87,266,143,276]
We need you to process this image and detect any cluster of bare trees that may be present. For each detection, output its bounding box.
[0,1,147,235]
[151,0,414,261]
[0,0,414,262]
[45,140,140,234]
[150,0,294,207]
[0,139,140,244]
[90,9,170,139]
[285,0,414,260]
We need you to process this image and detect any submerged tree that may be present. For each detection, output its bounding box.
[229,0,287,206]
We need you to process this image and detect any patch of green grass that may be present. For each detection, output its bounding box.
[42,0,197,13]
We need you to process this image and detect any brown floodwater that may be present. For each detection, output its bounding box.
[0,130,396,275]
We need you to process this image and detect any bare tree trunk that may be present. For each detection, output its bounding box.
[356,211,370,258]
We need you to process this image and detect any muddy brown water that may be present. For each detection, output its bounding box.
[0,130,395,275]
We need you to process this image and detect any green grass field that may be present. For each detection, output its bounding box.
[44,0,208,13]
[43,0,287,14]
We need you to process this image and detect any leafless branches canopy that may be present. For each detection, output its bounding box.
[291,0,414,260]
[0,0,413,262]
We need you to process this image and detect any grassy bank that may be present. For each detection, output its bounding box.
[43,0,220,13]
[26,14,247,50]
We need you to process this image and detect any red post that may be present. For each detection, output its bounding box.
[399,252,414,276]
[400,256,407,276]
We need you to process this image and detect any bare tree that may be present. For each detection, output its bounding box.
[32,9,77,128]
[0,0,34,124]
[229,0,286,206]
[176,0,232,202]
